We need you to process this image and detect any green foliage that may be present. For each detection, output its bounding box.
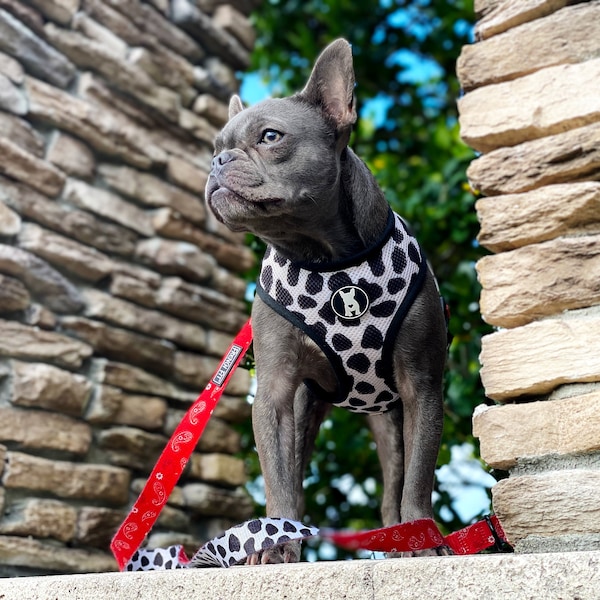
[238,0,494,558]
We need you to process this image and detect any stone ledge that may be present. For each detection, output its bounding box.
[0,551,599,599]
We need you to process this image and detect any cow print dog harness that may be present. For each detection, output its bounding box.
[256,208,430,414]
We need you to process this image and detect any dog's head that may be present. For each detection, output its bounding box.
[206,39,357,247]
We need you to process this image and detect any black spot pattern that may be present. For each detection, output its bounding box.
[257,212,423,415]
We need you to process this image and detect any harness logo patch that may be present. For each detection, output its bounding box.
[330,286,370,320]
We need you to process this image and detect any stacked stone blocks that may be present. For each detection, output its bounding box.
[458,0,600,552]
[0,0,259,576]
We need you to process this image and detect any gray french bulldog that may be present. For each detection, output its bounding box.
[206,39,448,564]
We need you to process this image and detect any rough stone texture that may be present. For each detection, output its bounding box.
[474,0,571,40]
[467,121,600,196]
[473,390,600,469]
[0,498,77,542]
[0,8,76,88]
[476,182,600,252]
[10,360,92,416]
[480,310,600,401]
[0,319,92,368]
[188,453,246,486]
[64,179,154,237]
[82,289,209,351]
[0,273,29,312]
[85,384,168,430]
[459,58,600,153]
[493,470,600,544]
[181,482,253,520]
[0,201,20,236]
[0,406,92,454]
[0,0,254,576]
[458,2,600,90]
[46,132,96,180]
[0,535,116,574]
[2,451,130,504]
[477,235,600,327]
[0,137,66,197]
[18,223,116,282]
[2,176,138,256]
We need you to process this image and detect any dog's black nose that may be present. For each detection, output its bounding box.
[212,150,237,169]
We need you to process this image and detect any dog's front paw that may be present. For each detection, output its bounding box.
[246,541,301,565]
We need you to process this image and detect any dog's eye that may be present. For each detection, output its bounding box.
[260,129,283,144]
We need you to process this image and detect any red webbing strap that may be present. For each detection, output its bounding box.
[110,319,253,571]
[445,514,508,555]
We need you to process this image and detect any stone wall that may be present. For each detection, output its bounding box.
[458,0,600,553]
[0,0,259,576]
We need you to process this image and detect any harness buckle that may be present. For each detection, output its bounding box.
[485,516,513,553]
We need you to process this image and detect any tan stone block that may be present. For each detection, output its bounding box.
[18,223,115,282]
[23,303,57,330]
[11,360,92,416]
[459,58,600,153]
[458,3,600,91]
[0,137,65,197]
[0,113,44,156]
[98,163,205,225]
[0,243,84,313]
[109,273,158,309]
[474,0,570,40]
[64,179,154,237]
[0,534,117,573]
[0,72,27,115]
[45,23,181,122]
[467,121,600,196]
[0,318,91,369]
[193,93,229,127]
[2,451,130,504]
[0,50,24,84]
[3,176,137,257]
[212,4,255,51]
[165,411,241,454]
[474,390,600,469]
[476,182,600,252]
[0,213,21,255]
[155,504,190,532]
[72,13,128,57]
[47,132,96,180]
[492,470,600,544]
[0,499,77,542]
[0,406,91,453]
[90,359,196,403]
[25,75,166,169]
[83,0,146,48]
[60,316,176,376]
[166,156,208,196]
[128,45,197,107]
[82,289,208,352]
[0,8,75,88]
[75,506,125,549]
[480,311,600,401]
[86,384,168,430]
[135,237,215,283]
[0,273,29,312]
[477,236,600,327]
[97,425,166,471]
[152,208,255,273]
[154,276,248,334]
[26,0,79,25]
[182,482,253,520]
[188,453,246,486]
[210,266,248,301]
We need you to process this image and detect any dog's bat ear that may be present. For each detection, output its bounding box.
[300,38,357,131]
[228,95,245,120]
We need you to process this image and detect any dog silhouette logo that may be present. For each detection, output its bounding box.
[330,286,370,320]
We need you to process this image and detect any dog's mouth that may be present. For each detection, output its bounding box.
[209,184,283,207]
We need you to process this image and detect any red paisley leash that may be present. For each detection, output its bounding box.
[111,318,509,571]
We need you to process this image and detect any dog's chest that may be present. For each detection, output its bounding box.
[256,211,427,414]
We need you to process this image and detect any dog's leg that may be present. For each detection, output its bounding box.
[373,273,449,557]
[248,302,333,564]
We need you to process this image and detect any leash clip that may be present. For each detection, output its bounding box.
[485,516,513,553]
